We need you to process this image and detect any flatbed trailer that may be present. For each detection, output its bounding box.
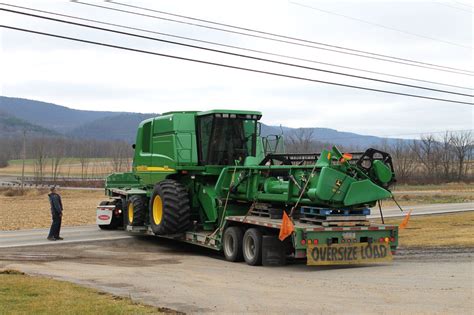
[98,203,397,266]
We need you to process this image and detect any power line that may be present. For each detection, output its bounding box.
[3,8,471,98]
[105,0,473,75]
[431,1,473,13]
[452,1,474,9]
[72,0,474,76]
[1,24,473,106]
[3,2,471,92]
[290,1,472,49]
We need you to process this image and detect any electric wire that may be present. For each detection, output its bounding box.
[432,1,473,13]
[3,8,472,98]
[72,0,474,76]
[105,0,473,74]
[290,1,472,49]
[2,25,473,106]
[2,2,471,91]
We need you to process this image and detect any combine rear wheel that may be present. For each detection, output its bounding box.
[223,226,244,262]
[243,228,263,266]
[126,195,147,226]
[149,179,191,235]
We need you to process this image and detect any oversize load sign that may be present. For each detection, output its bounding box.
[307,242,392,265]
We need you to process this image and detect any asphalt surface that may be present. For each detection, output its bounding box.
[1,202,472,248]
[1,238,472,314]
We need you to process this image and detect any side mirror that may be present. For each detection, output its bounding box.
[132,144,136,149]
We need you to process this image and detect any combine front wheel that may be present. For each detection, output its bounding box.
[149,179,191,235]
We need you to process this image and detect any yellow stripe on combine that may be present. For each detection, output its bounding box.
[135,166,176,172]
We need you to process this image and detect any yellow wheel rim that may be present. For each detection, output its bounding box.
[128,202,134,224]
[152,195,163,225]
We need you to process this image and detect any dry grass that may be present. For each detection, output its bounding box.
[0,189,105,231]
[373,212,474,247]
[0,271,171,314]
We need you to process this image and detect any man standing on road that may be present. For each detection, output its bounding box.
[47,186,64,241]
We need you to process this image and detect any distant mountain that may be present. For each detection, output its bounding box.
[0,110,59,137]
[0,96,154,133]
[261,124,401,148]
[0,96,410,147]
[68,113,157,142]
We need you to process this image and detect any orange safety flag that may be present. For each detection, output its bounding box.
[279,211,295,241]
[399,210,412,229]
[342,153,353,160]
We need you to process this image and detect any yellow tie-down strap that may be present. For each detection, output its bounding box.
[307,242,392,265]
[135,166,175,172]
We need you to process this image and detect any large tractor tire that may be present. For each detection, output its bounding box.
[243,228,263,266]
[223,226,244,262]
[149,179,191,235]
[125,195,147,226]
[98,200,122,230]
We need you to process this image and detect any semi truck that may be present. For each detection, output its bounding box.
[96,110,398,266]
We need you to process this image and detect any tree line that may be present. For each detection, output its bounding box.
[285,129,473,184]
[0,135,132,181]
[0,129,472,185]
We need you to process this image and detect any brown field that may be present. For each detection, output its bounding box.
[373,212,474,247]
[0,158,131,178]
[0,188,104,231]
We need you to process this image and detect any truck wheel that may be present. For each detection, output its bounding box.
[98,200,121,230]
[223,226,244,262]
[243,228,263,266]
[149,179,191,235]
[126,195,146,226]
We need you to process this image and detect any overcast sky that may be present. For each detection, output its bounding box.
[1,0,472,138]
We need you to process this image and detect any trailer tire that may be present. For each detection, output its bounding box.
[126,195,147,226]
[149,179,191,235]
[98,200,121,230]
[223,226,244,262]
[243,228,263,266]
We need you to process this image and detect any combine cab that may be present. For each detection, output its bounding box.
[97,110,398,266]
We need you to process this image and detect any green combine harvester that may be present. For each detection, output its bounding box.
[97,110,398,266]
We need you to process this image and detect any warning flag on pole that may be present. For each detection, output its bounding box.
[279,211,295,241]
[399,210,412,230]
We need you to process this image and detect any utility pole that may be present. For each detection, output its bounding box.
[21,129,26,191]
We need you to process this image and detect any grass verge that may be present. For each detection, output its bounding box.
[0,270,173,314]
[373,212,474,247]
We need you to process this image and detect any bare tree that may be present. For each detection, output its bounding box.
[286,128,316,153]
[32,136,48,183]
[450,131,473,181]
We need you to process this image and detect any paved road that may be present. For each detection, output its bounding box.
[1,238,472,314]
[0,225,131,248]
[368,202,474,218]
[1,202,472,248]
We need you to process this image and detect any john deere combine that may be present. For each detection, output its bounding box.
[97,110,398,266]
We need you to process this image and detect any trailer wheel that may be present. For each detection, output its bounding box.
[149,179,191,235]
[243,228,263,266]
[126,195,146,226]
[98,200,121,230]
[223,226,244,262]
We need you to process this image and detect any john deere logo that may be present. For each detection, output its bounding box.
[335,179,342,187]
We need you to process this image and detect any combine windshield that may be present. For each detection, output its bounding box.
[197,114,258,165]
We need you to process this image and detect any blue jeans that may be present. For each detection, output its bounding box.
[48,213,62,238]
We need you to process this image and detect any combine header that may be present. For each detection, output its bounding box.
[97,110,397,266]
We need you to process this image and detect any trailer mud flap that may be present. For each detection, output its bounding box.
[307,242,392,266]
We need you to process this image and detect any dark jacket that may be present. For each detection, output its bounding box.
[48,193,63,215]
